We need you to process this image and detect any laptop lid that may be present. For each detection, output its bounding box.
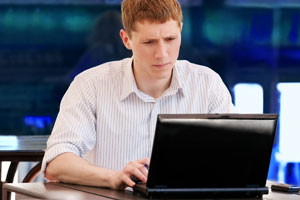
[146,114,278,191]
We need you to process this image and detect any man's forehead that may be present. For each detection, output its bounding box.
[132,19,181,38]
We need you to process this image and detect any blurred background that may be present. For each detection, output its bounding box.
[0,0,300,187]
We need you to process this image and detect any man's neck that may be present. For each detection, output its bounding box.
[133,70,172,99]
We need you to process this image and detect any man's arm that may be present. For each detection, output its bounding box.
[208,74,237,113]
[45,152,149,189]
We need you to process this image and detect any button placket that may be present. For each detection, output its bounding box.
[147,101,159,157]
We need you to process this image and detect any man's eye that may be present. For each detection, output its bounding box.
[144,41,153,44]
[167,38,175,41]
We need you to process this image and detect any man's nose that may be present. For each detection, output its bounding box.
[155,41,168,59]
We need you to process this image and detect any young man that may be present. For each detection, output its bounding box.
[42,0,236,190]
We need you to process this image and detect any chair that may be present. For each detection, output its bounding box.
[3,162,42,200]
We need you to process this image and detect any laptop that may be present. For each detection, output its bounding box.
[133,114,278,198]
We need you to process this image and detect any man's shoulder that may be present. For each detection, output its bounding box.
[175,60,220,78]
[76,58,130,81]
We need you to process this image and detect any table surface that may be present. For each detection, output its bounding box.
[3,181,300,200]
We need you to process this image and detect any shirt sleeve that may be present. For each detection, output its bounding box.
[208,74,237,113]
[41,77,97,174]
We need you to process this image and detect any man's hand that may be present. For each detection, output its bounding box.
[108,158,150,190]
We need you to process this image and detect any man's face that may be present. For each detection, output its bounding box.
[121,19,182,82]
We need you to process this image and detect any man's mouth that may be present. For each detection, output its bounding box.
[153,63,170,68]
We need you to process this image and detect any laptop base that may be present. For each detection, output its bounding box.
[133,183,268,198]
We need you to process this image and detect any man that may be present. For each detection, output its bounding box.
[42,0,236,190]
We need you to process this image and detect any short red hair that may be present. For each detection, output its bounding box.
[121,0,183,37]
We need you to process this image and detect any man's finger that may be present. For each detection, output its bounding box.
[140,165,148,177]
[131,167,147,182]
[124,165,147,183]
[120,174,136,187]
[136,158,150,165]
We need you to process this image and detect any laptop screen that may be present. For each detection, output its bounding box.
[147,114,278,189]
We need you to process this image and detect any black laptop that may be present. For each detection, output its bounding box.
[133,114,278,198]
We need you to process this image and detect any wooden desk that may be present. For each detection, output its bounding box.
[3,182,110,200]
[0,135,48,199]
[3,181,300,200]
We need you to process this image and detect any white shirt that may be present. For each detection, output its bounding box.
[42,57,236,173]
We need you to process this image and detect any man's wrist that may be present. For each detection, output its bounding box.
[103,169,117,189]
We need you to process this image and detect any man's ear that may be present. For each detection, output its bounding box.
[120,29,132,50]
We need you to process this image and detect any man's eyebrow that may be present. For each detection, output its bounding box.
[141,38,157,41]
[141,34,178,41]
[164,35,178,39]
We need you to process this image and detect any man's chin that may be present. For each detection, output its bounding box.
[152,71,173,80]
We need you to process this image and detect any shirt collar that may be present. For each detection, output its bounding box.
[120,58,185,101]
[163,61,185,98]
[120,57,137,101]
